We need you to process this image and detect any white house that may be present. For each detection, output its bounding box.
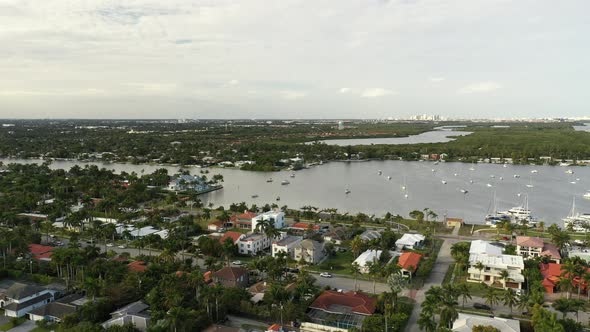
[469,240,503,255]
[452,313,520,332]
[353,250,384,274]
[395,234,425,250]
[272,236,303,258]
[28,294,87,323]
[251,211,285,232]
[238,232,286,256]
[102,301,151,331]
[467,241,525,290]
[1,282,59,318]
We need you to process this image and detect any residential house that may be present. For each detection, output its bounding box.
[294,239,325,264]
[353,250,392,274]
[28,244,54,262]
[470,240,503,256]
[323,227,347,245]
[219,231,245,245]
[213,267,249,288]
[467,241,525,289]
[359,229,382,242]
[102,301,151,331]
[248,281,296,304]
[540,263,562,294]
[398,252,422,278]
[516,236,561,263]
[395,233,425,250]
[289,222,320,234]
[229,211,258,230]
[0,282,59,317]
[251,211,285,232]
[28,294,87,322]
[167,174,214,193]
[452,313,520,332]
[307,290,376,330]
[445,217,464,228]
[238,232,285,255]
[128,261,148,273]
[272,236,303,258]
[208,220,224,232]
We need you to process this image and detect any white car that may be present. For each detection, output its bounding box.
[106,243,114,247]
[118,245,126,249]
[232,260,243,266]
[319,272,332,278]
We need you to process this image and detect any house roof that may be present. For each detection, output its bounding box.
[209,221,223,227]
[4,292,52,312]
[395,233,425,246]
[452,313,520,332]
[128,261,148,273]
[516,236,544,248]
[469,240,503,255]
[353,250,382,267]
[291,222,319,230]
[214,267,248,281]
[111,300,149,317]
[231,211,258,222]
[29,295,84,320]
[267,324,281,331]
[204,271,213,283]
[310,290,376,316]
[541,243,561,260]
[219,231,244,244]
[296,239,324,251]
[4,282,45,300]
[29,244,54,261]
[360,230,382,241]
[398,252,422,272]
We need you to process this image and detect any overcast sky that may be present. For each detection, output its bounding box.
[0,0,589,119]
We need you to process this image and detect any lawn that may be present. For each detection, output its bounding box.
[459,224,490,236]
[307,251,356,276]
[442,262,456,285]
[0,317,25,331]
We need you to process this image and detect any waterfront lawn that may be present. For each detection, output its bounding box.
[395,219,452,234]
[459,224,491,236]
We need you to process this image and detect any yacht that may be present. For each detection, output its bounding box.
[441,180,447,184]
[498,195,536,226]
[584,192,590,200]
[404,193,409,199]
[454,173,458,177]
[531,170,538,174]
[378,170,382,175]
[460,189,468,194]
[486,183,493,187]
[387,176,392,180]
[514,174,520,178]
[485,192,511,227]
[276,196,281,201]
[266,178,273,183]
[290,173,296,178]
[469,166,475,171]
[251,194,259,198]
[345,188,351,194]
[566,169,574,174]
[281,180,290,185]
[563,197,590,232]
[503,164,508,168]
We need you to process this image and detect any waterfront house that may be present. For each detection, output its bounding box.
[229,211,258,230]
[467,241,524,289]
[272,236,303,258]
[515,236,561,263]
[307,290,376,330]
[395,233,425,250]
[251,211,285,232]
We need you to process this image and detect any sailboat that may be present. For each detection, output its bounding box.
[526,176,534,188]
[498,194,536,227]
[441,180,447,184]
[401,176,407,191]
[485,191,510,226]
[563,197,590,232]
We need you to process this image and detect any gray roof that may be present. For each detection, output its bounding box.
[5,282,45,300]
[112,300,149,317]
[4,293,52,312]
[28,301,77,320]
[359,230,382,241]
[297,239,324,251]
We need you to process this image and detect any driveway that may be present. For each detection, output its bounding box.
[7,320,36,332]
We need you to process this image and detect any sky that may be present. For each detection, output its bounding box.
[0,0,589,119]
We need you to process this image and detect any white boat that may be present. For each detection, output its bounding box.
[404,193,409,199]
[431,169,436,172]
[378,170,382,175]
[526,176,534,188]
[460,189,468,194]
[500,177,503,180]
[454,173,458,177]
[570,181,577,185]
[514,174,520,178]
[345,188,351,194]
[490,175,495,178]
[469,166,475,171]
[434,161,439,165]
[560,162,571,167]
[281,180,290,185]
[585,192,590,200]
[251,194,258,198]
[276,196,281,201]
[503,164,508,168]
[469,180,474,184]
[290,173,296,178]
[266,178,273,183]
[387,176,392,180]
[566,169,574,174]
[563,197,590,232]
[498,195,536,226]
[531,170,538,173]
[486,183,493,187]
[441,180,447,184]
[485,191,511,226]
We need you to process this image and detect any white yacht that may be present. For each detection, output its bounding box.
[460,189,468,194]
[498,195,536,226]
[531,170,538,174]
[485,191,510,227]
[486,183,493,187]
[441,180,447,184]
[345,188,351,194]
[566,169,574,174]
[514,174,520,178]
[563,198,590,232]
[378,170,382,175]
[290,173,296,178]
[584,192,590,200]
[387,176,392,180]
[266,178,273,183]
[281,180,290,185]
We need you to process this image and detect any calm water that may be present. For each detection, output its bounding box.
[574,123,590,132]
[308,130,472,146]
[2,158,589,225]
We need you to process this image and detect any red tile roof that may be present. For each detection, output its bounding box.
[516,236,544,248]
[204,271,213,283]
[128,260,148,273]
[28,244,54,260]
[291,222,320,230]
[219,231,244,244]
[267,324,281,331]
[541,243,561,260]
[398,252,422,272]
[232,211,257,220]
[310,290,376,315]
[214,266,248,281]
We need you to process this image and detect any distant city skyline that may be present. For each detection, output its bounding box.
[1,1,589,119]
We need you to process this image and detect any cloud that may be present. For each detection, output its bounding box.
[361,88,395,98]
[429,77,445,82]
[226,79,239,86]
[123,83,177,94]
[339,88,351,94]
[0,89,106,97]
[458,82,502,94]
[281,91,307,100]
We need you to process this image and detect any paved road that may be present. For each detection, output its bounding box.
[404,238,458,332]
[7,320,35,332]
[312,273,389,294]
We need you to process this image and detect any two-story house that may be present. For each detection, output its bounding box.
[251,211,285,232]
[516,236,561,263]
[0,282,59,318]
[213,267,249,288]
[467,241,525,289]
[294,239,325,265]
[238,232,286,255]
[272,236,302,258]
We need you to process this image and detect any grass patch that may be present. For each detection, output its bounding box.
[442,262,456,285]
[307,251,355,276]
[459,224,490,236]
[0,317,26,331]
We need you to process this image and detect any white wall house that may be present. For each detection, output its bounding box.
[294,240,325,264]
[251,211,285,232]
[467,241,525,290]
[395,234,425,250]
[1,283,58,318]
[238,232,286,255]
[353,250,383,274]
[272,236,303,258]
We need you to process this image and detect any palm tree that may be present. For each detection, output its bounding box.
[456,282,472,308]
[502,289,518,315]
[484,287,500,311]
[255,219,280,240]
[167,307,188,332]
[560,261,577,299]
[350,262,361,291]
[367,261,381,294]
[350,235,364,258]
[582,271,590,301]
[499,269,510,288]
[552,298,573,319]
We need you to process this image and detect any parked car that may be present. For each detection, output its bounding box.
[118,245,126,249]
[319,272,332,278]
[106,243,114,247]
[232,260,243,266]
[473,303,491,310]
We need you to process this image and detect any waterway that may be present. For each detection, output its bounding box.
[307,130,472,146]
[2,158,589,226]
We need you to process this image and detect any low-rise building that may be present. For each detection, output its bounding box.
[467,252,525,289]
[307,290,376,330]
[452,313,520,332]
[359,229,382,242]
[515,236,561,263]
[398,252,422,278]
[0,282,59,318]
[28,294,87,323]
[102,301,151,331]
[229,211,258,230]
[238,232,285,255]
[213,267,249,288]
[395,233,425,250]
[28,244,54,262]
[219,231,245,245]
[251,211,285,232]
[272,236,303,258]
[294,239,325,264]
[353,250,385,274]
